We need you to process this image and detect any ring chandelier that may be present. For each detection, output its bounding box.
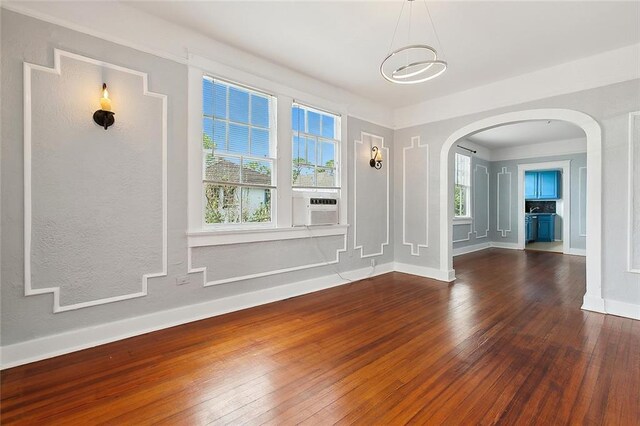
[380,0,448,84]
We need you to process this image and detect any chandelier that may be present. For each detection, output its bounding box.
[380,0,447,84]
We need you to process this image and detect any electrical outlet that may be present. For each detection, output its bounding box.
[176,276,190,286]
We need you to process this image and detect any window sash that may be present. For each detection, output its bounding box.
[203,76,277,226]
[292,103,340,189]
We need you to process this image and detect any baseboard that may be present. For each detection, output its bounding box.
[489,241,521,250]
[394,262,455,282]
[1,262,394,370]
[565,248,586,256]
[604,299,640,320]
[581,294,606,313]
[453,242,491,256]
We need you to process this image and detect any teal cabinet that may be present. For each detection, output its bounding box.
[525,170,561,200]
[525,215,538,242]
[524,172,538,199]
[536,215,555,242]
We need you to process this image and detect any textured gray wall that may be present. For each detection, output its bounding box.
[1,11,394,346]
[393,79,640,305]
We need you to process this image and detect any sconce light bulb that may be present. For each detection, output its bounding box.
[100,83,112,111]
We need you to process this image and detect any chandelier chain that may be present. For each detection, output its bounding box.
[423,0,446,59]
[387,0,407,54]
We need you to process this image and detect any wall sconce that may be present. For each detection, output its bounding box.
[93,83,115,130]
[370,146,383,169]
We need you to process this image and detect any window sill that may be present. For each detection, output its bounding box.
[453,218,473,225]
[188,224,349,247]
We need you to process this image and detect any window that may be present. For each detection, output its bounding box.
[454,153,471,218]
[292,103,340,188]
[202,77,276,225]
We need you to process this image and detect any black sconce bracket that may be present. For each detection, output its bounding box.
[93,110,115,130]
[370,146,383,169]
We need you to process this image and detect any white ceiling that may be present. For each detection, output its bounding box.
[466,120,586,149]
[125,1,640,108]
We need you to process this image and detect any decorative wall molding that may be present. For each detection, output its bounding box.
[403,137,429,255]
[579,167,587,237]
[473,164,489,239]
[188,234,348,287]
[497,167,512,238]
[628,111,640,273]
[23,49,168,313]
[354,132,389,258]
[452,223,473,243]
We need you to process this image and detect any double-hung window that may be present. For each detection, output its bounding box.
[454,153,471,218]
[291,103,340,189]
[202,77,276,225]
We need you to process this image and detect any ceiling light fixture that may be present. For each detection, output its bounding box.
[380,0,447,84]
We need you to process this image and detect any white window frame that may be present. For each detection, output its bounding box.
[201,76,278,229]
[454,152,472,219]
[187,57,348,245]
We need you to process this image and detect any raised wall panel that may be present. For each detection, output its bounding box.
[403,137,429,255]
[191,235,346,286]
[452,223,472,243]
[629,112,640,273]
[354,133,389,258]
[474,164,489,239]
[24,50,167,312]
[497,167,512,238]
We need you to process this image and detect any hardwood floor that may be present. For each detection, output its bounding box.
[2,249,639,425]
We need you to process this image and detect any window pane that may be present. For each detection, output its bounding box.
[307,111,321,136]
[203,117,214,150]
[321,115,335,138]
[203,78,214,117]
[213,82,227,119]
[213,119,226,151]
[251,128,270,157]
[292,106,303,133]
[293,165,315,187]
[242,187,271,223]
[229,86,249,123]
[316,167,335,187]
[204,153,240,183]
[293,136,304,164]
[306,137,316,166]
[204,184,240,224]
[242,159,272,186]
[251,95,269,128]
[320,141,335,168]
[228,123,249,154]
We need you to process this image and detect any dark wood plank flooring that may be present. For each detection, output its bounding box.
[2,249,639,425]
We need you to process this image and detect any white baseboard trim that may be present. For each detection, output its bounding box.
[604,299,640,320]
[489,241,521,250]
[1,262,393,370]
[565,248,587,257]
[394,262,455,282]
[582,295,606,313]
[453,242,491,256]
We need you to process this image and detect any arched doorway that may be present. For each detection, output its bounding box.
[439,109,604,313]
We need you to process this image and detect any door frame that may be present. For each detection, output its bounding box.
[517,161,571,253]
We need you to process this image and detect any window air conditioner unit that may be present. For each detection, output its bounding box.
[292,197,339,226]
